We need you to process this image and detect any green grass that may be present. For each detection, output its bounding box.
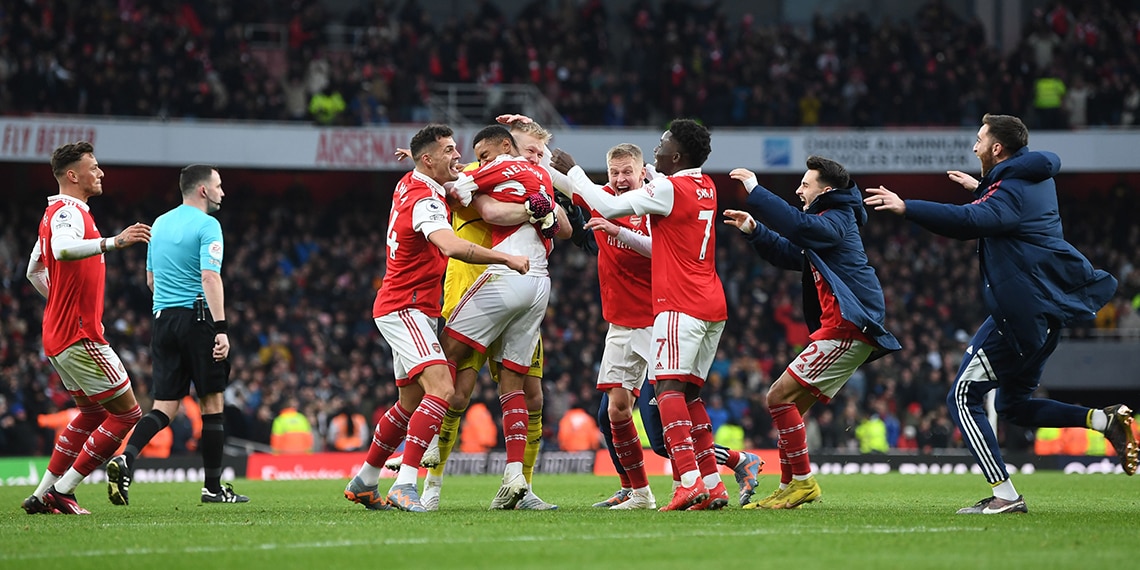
[3,473,1136,570]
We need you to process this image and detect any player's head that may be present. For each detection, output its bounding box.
[472,124,518,164]
[51,141,102,197]
[180,164,224,213]
[654,119,711,175]
[799,155,850,211]
[976,114,1028,176]
[410,123,462,183]
[509,121,551,166]
[606,143,646,194]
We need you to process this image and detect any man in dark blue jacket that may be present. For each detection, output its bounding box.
[725,155,900,509]
[866,113,1137,514]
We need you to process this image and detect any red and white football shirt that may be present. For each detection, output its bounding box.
[577,187,654,329]
[568,166,727,322]
[372,170,453,318]
[37,194,108,356]
[455,154,553,275]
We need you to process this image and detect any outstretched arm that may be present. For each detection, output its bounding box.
[866,184,1023,240]
[734,172,846,250]
[723,209,803,270]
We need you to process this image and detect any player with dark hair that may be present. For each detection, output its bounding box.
[724,155,899,509]
[22,142,150,515]
[552,119,729,511]
[437,123,562,509]
[866,113,1135,514]
[109,163,250,505]
[342,123,529,512]
[412,115,565,511]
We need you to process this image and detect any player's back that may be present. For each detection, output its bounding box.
[38,195,107,355]
[650,170,727,323]
[374,171,450,318]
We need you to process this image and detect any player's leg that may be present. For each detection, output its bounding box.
[601,324,654,509]
[714,444,764,507]
[991,325,1135,473]
[420,360,481,511]
[346,311,442,510]
[683,319,728,511]
[517,339,558,510]
[387,359,453,513]
[946,318,1026,514]
[638,386,668,459]
[43,342,141,514]
[489,277,549,510]
[594,391,632,507]
[653,312,710,511]
[27,352,106,513]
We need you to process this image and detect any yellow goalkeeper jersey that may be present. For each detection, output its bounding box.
[442,162,492,318]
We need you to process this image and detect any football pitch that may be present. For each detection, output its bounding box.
[3,473,1135,569]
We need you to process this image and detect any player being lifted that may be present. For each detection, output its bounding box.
[387,117,567,511]
[343,124,529,513]
[552,119,729,511]
[439,124,563,510]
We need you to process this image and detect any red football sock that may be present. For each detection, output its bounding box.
[47,404,107,476]
[401,395,449,468]
[364,402,413,467]
[72,405,142,476]
[770,403,810,478]
[657,391,698,477]
[618,471,632,489]
[777,440,792,485]
[687,398,718,478]
[612,418,649,489]
[670,457,681,483]
[721,449,743,468]
[500,390,527,463]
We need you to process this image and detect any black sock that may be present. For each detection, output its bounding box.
[124,410,170,469]
[201,413,225,492]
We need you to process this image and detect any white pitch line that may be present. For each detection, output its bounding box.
[2,525,983,561]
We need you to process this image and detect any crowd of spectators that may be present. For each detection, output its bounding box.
[2,173,1138,457]
[1,0,1139,129]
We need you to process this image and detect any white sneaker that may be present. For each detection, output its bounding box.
[516,489,558,510]
[420,435,441,468]
[421,477,442,511]
[610,488,656,510]
[383,454,403,472]
[489,473,528,510]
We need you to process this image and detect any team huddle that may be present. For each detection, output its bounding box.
[20,113,1139,516]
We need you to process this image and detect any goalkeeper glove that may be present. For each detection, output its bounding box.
[523,192,555,223]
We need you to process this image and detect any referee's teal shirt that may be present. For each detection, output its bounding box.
[147,204,224,312]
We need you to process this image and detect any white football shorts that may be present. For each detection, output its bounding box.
[650,311,725,386]
[444,272,550,374]
[374,308,448,386]
[785,338,874,403]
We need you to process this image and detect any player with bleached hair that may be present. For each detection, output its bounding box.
[552,119,729,511]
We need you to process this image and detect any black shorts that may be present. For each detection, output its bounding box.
[151,307,229,401]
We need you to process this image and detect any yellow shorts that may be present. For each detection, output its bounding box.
[458,337,544,380]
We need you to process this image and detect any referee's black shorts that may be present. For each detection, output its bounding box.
[151,307,230,401]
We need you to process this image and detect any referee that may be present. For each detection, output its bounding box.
[107,164,249,505]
